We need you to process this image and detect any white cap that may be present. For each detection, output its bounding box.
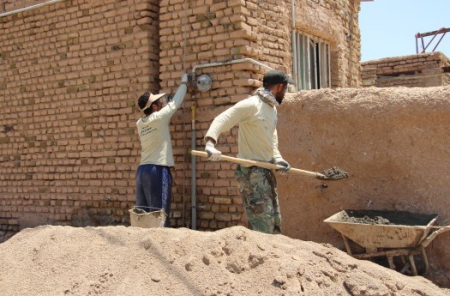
[141,93,166,111]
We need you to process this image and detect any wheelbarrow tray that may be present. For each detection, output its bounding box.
[324,210,438,250]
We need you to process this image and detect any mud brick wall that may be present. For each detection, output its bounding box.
[1,0,363,238]
[158,0,265,229]
[361,51,450,88]
[0,0,160,240]
[160,0,363,229]
[295,0,362,87]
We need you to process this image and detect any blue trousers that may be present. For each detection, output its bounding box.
[135,164,172,227]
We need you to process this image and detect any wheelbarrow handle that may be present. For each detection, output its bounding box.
[421,224,450,248]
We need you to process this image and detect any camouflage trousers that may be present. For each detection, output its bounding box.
[235,164,281,234]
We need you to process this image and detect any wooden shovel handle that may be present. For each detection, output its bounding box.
[190,150,326,179]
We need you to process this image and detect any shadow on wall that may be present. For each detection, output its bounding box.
[276,85,450,282]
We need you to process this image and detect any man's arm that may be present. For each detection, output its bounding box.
[204,99,252,142]
[157,73,188,120]
[204,98,254,160]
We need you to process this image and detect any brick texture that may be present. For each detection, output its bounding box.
[361,52,450,88]
[0,0,160,240]
[1,0,363,239]
[160,0,362,230]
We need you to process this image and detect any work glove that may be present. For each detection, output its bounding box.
[205,140,221,161]
[275,158,291,175]
[181,72,189,84]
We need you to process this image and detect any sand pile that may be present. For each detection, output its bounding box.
[0,225,448,296]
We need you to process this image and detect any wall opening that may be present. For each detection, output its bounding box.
[293,32,331,90]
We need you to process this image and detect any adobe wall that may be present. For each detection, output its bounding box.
[160,0,363,229]
[361,52,450,88]
[294,0,362,87]
[1,0,364,238]
[0,0,159,239]
[277,85,450,284]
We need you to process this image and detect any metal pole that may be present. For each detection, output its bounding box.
[191,102,197,230]
[0,0,65,18]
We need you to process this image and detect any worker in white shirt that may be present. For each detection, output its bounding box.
[135,73,188,227]
[204,70,292,234]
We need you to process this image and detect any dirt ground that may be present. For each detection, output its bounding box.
[0,225,449,295]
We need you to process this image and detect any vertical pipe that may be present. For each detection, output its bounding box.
[191,102,197,230]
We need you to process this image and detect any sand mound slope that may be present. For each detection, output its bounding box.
[0,225,448,296]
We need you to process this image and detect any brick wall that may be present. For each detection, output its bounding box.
[361,52,450,88]
[159,0,362,229]
[295,0,362,87]
[1,0,364,238]
[0,0,160,240]
[159,0,262,229]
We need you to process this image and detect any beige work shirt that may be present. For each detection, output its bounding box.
[137,84,187,167]
[205,95,282,162]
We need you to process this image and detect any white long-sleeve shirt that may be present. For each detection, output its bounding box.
[136,84,187,167]
[205,95,282,162]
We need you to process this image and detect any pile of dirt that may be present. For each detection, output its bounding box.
[0,225,448,295]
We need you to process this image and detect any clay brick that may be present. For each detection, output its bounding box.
[199,212,214,220]
[215,213,231,222]
[213,197,231,204]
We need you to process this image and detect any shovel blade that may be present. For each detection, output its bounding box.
[320,167,349,180]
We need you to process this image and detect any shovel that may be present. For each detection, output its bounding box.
[191,150,348,181]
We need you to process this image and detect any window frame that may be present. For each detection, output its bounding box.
[293,32,331,90]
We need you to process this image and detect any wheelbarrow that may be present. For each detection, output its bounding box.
[324,209,450,275]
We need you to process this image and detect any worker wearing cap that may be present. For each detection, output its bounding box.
[204,70,292,234]
[135,73,188,227]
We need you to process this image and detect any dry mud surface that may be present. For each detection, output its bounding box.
[276,86,450,281]
[0,225,449,296]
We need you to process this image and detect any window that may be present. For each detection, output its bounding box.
[292,32,331,90]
